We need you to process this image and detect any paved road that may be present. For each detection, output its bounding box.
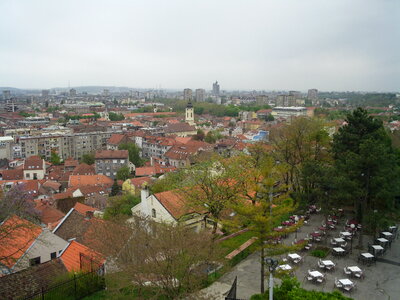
[201,215,400,300]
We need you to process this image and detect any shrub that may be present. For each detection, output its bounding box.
[310,249,328,258]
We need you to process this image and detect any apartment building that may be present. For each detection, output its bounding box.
[17,131,120,161]
[94,150,129,179]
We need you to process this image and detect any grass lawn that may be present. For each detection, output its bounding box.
[218,230,256,256]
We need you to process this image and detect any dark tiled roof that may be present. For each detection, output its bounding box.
[0,259,67,300]
[72,163,95,175]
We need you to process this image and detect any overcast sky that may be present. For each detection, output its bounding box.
[0,0,398,91]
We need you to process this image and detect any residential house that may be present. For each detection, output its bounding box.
[60,240,105,273]
[141,136,178,159]
[0,168,24,180]
[94,150,129,179]
[68,174,114,189]
[23,155,46,180]
[64,158,79,172]
[106,134,129,150]
[72,163,95,175]
[0,215,68,275]
[164,140,212,167]
[163,123,197,137]
[131,188,212,232]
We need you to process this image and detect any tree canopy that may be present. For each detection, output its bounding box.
[118,143,143,167]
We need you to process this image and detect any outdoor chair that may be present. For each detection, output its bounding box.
[304,243,312,250]
[317,260,325,269]
[334,278,342,288]
[326,263,335,271]
[316,276,324,283]
[341,242,348,248]
[330,239,337,246]
[354,272,363,279]
[344,267,351,275]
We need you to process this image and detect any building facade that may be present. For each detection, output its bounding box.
[94,150,129,179]
[183,88,193,101]
[195,89,205,102]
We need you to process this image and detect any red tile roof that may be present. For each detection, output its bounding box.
[69,175,113,188]
[154,190,198,220]
[35,202,65,226]
[64,158,79,168]
[0,215,42,269]
[1,169,24,180]
[60,240,105,272]
[72,163,95,175]
[107,134,127,145]
[23,156,44,171]
[130,176,153,188]
[94,150,129,159]
[0,180,41,197]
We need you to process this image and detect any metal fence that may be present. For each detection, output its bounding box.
[22,266,105,300]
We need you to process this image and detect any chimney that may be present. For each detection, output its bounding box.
[140,186,150,216]
[85,211,94,220]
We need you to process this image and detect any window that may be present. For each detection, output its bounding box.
[50,252,57,259]
[152,209,156,218]
[113,160,117,163]
[120,159,125,163]
[29,257,41,266]
[26,173,30,178]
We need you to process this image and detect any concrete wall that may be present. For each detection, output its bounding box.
[12,229,68,273]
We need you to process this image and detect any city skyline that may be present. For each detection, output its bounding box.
[0,0,399,92]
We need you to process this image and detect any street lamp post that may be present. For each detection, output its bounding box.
[350,223,355,254]
[265,258,279,300]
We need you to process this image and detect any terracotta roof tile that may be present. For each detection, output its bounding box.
[1,169,24,180]
[73,202,96,215]
[60,240,105,272]
[69,175,113,188]
[154,190,198,220]
[35,203,65,226]
[94,150,129,159]
[0,215,42,269]
[107,134,127,145]
[23,156,44,171]
[72,163,95,175]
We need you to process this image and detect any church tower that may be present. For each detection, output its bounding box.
[185,101,195,125]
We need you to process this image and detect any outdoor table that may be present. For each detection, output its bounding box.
[348,266,362,273]
[327,221,334,225]
[389,226,397,233]
[282,220,294,226]
[382,232,393,238]
[277,264,292,271]
[371,245,384,255]
[318,226,327,231]
[288,253,301,260]
[295,239,305,244]
[309,270,323,278]
[321,260,335,267]
[333,247,345,255]
[361,253,374,259]
[339,279,354,286]
[334,238,345,243]
[340,231,352,237]
[311,232,321,237]
[377,238,389,244]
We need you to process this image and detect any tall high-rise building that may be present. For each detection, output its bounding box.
[195,89,205,102]
[41,89,50,97]
[307,89,318,100]
[2,90,11,101]
[289,91,302,99]
[69,88,77,97]
[183,88,193,101]
[212,81,220,96]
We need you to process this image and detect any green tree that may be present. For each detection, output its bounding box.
[109,112,125,121]
[104,194,140,219]
[193,129,205,141]
[332,108,400,246]
[118,143,143,167]
[116,166,131,181]
[81,153,95,165]
[110,179,121,196]
[50,151,61,165]
[229,154,299,293]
